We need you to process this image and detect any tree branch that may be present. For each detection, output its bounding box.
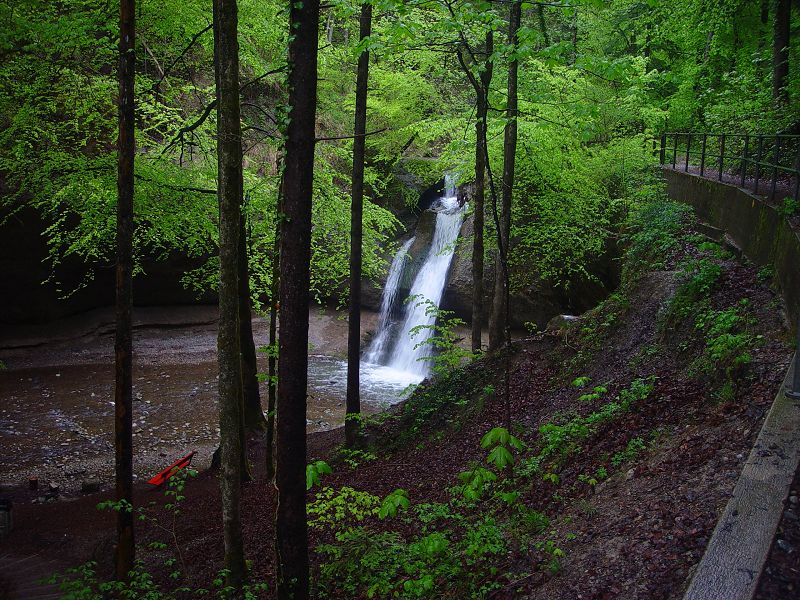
[154,23,213,94]
[315,128,387,142]
[135,173,216,195]
[161,67,286,156]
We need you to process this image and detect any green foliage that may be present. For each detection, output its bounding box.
[663,257,724,325]
[757,265,774,283]
[624,200,691,276]
[778,198,800,218]
[618,377,655,410]
[52,468,272,598]
[571,376,590,388]
[481,427,525,452]
[611,437,647,467]
[535,377,654,469]
[379,488,411,519]
[306,460,333,491]
[307,486,381,532]
[392,360,488,446]
[578,385,607,403]
[316,519,505,598]
[516,508,550,536]
[480,426,524,472]
[338,448,377,469]
[691,302,760,391]
[534,538,565,575]
[456,466,497,502]
[407,298,474,375]
[47,560,269,599]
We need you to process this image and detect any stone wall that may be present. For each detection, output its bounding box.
[663,168,800,331]
[0,208,215,324]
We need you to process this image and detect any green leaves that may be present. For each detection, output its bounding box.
[480,427,524,452]
[571,376,590,388]
[378,488,410,519]
[486,445,515,470]
[457,466,497,501]
[306,460,333,490]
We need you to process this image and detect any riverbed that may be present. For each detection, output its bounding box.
[0,305,423,497]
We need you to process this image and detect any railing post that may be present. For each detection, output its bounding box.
[755,135,764,194]
[718,134,725,181]
[672,134,678,169]
[685,133,691,172]
[770,136,780,201]
[741,134,749,188]
[794,142,799,205]
[659,133,666,165]
[700,133,708,176]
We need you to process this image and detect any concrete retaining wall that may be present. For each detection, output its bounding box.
[663,168,800,331]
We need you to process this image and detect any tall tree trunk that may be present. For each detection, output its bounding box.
[275,0,319,595]
[345,1,372,449]
[213,0,246,588]
[114,0,135,582]
[488,0,520,352]
[239,212,266,432]
[266,215,280,482]
[773,0,790,102]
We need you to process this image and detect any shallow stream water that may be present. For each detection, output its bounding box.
[0,305,422,496]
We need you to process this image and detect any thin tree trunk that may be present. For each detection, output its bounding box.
[570,8,578,65]
[536,4,549,47]
[489,0,520,353]
[773,0,790,102]
[239,212,266,432]
[345,1,372,449]
[212,0,245,588]
[470,31,493,354]
[759,0,770,78]
[266,215,280,482]
[275,0,319,595]
[471,94,486,353]
[114,0,135,582]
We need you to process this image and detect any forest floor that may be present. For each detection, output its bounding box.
[1,202,798,599]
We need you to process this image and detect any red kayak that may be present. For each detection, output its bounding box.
[147,451,196,486]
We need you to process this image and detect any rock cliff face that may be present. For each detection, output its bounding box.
[364,178,621,330]
[442,209,621,328]
[440,212,564,329]
[0,208,216,324]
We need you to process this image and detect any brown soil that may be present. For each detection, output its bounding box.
[0,227,795,599]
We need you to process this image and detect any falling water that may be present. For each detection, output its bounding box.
[363,237,415,364]
[386,196,465,377]
[361,175,463,380]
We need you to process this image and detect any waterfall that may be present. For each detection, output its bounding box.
[364,174,465,379]
[363,237,415,364]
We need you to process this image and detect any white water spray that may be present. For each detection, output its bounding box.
[365,174,466,379]
[363,237,415,365]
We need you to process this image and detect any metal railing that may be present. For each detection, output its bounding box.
[659,132,800,205]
